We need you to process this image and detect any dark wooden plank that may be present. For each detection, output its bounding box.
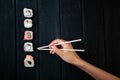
[103,1,120,77]
[83,0,106,79]
[0,0,16,79]
[60,0,86,80]
[15,0,39,80]
[37,0,61,80]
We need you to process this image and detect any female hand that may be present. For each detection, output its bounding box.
[49,39,82,65]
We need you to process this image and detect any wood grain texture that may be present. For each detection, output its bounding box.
[0,0,16,80]
[0,0,120,80]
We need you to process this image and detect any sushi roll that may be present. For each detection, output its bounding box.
[24,55,35,67]
[24,42,33,52]
[24,31,33,40]
[24,19,33,28]
[23,8,33,18]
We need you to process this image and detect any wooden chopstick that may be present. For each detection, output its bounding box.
[37,39,82,49]
[38,48,85,52]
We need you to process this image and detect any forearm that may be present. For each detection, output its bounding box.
[74,59,120,80]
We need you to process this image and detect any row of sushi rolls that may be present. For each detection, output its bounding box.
[23,8,35,68]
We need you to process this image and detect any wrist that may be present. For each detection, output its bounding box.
[73,58,86,68]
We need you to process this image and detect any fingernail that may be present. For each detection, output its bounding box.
[52,52,54,54]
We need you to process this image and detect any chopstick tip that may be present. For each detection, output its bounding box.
[37,47,40,50]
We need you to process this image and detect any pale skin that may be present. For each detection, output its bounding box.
[49,39,120,80]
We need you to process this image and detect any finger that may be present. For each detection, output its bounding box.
[49,50,52,54]
[51,45,62,56]
[51,51,55,54]
[49,46,52,54]
[51,50,55,54]
[49,49,55,54]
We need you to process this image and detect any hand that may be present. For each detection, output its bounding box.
[49,39,120,80]
[49,39,82,65]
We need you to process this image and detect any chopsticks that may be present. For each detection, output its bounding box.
[37,48,85,52]
[37,39,85,52]
[37,39,82,49]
